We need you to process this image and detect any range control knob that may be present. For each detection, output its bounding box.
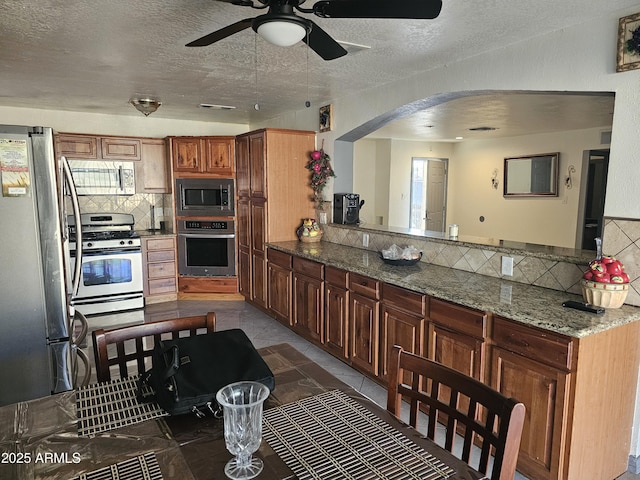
[87,242,93,248]
[128,240,133,245]
[120,240,125,245]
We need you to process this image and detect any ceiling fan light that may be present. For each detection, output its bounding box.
[257,21,307,47]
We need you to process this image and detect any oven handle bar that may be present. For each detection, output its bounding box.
[178,233,236,239]
[62,156,83,302]
[70,247,142,257]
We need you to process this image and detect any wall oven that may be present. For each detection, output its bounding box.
[177,219,236,277]
[176,177,234,217]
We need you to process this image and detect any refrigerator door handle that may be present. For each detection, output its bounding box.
[62,156,83,301]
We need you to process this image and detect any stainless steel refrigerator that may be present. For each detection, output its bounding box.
[0,125,89,406]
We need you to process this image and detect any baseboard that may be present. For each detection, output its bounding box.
[178,292,244,301]
[628,455,640,474]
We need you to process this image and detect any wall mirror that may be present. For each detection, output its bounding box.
[503,152,559,196]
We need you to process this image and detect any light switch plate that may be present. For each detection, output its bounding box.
[501,256,514,276]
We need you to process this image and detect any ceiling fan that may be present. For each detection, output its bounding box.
[186,0,443,60]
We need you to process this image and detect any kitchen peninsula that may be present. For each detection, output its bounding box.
[266,240,640,480]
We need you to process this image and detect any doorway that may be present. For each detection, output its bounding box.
[410,158,448,231]
[580,150,609,250]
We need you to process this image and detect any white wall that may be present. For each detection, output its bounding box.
[449,127,607,247]
[0,106,249,137]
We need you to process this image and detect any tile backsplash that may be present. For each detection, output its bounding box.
[72,193,173,231]
[322,220,640,307]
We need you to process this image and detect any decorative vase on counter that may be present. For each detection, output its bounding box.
[296,218,322,243]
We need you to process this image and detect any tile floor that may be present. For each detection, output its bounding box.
[84,299,639,480]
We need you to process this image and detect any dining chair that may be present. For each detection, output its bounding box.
[92,311,217,382]
[386,346,525,480]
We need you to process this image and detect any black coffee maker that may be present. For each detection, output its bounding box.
[333,193,364,224]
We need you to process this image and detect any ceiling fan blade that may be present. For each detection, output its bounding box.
[186,18,253,47]
[312,0,443,19]
[304,20,348,60]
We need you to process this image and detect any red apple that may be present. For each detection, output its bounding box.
[620,272,630,283]
[593,271,611,283]
[611,275,626,284]
[607,261,623,275]
[583,270,594,280]
[589,260,606,273]
[310,150,322,160]
[601,255,616,264]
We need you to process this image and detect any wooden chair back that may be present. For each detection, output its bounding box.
[92,312,216,382]
[387,346,525,480]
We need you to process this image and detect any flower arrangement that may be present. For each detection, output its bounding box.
[627,24,640,55]
[306,148,335,210]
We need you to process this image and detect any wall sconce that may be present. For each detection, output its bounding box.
[565,165,576,189]
[491,169,499,189]
[130,97,162,116]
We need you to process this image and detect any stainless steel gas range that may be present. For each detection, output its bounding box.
[68,213,144,316]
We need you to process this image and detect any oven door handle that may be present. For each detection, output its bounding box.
[71,247,142,257]
[179,233,236,239]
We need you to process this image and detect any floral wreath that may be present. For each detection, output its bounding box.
[306,145,335,210]
[626,24,640,56]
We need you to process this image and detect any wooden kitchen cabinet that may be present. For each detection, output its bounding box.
[379,284,426,382]
[261,248,640,480]
[427,298,487,382]
[100,137,141,160]
[55,134,99,158]
[292,257,324,343]
[267,249,292,325]
[349,273,381,376]
[324,266,349,360]
[55,133,141,160]
[136,138,171,193]
[170,136,235,176]
[142,236,178,304]
[236,129,315,308]
[490,317,573,480]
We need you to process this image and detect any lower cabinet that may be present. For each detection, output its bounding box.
[263,249,640,480]
[490,316,573,480]
[266,249,292,325]
[324,267,349,360]
[428,298,487,382]
[490,345,569,480]
[349,273,381,376]
[142,236,177,304]
[292,257,324,343]
[379,284,426,382]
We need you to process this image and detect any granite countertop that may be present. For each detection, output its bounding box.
[268,240,640,339]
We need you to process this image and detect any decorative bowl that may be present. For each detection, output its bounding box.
[581,280,629,308]
[379,252,423,266]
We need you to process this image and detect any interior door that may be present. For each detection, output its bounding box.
[410,158,447,231]
[580,150,609,250]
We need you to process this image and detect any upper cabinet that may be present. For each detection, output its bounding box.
[136,138,171,193]
[170,136,235,177]
[55,134,141,160]
[54,133,170,193]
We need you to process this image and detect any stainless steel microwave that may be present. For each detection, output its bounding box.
[175,178,235,217]
[67,159,135,195]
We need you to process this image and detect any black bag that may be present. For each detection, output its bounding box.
[139,328,275,416]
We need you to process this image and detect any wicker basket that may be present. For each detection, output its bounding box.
[299,233,322,243]
[581,280,629,308]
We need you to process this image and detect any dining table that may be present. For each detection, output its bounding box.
[0,343,485,480]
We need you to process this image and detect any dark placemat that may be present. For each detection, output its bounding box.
[263,390,455,480]
[76,375,168,437]
[71,451,163,480]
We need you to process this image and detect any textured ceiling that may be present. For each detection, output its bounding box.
[0,0,633,138]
